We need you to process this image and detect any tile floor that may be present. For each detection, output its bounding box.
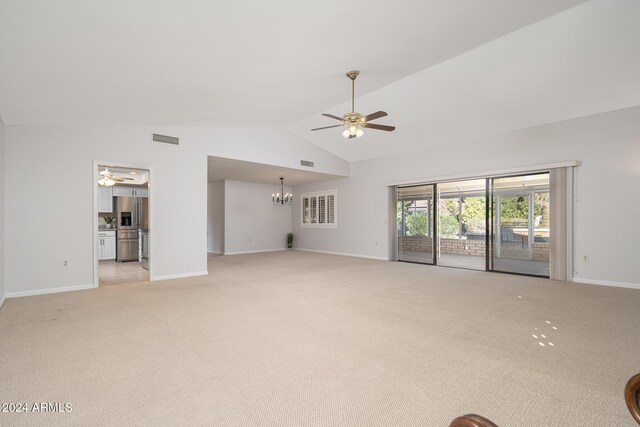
[98,260,149,285]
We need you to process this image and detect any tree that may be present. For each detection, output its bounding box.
[461,197,486,233]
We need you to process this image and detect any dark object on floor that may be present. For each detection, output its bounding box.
[626,373,640,425]
[450,414,499,427]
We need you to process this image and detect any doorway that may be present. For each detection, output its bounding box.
[94,162,152,286]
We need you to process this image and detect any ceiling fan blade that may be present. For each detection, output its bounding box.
[362,123,396,131]
[321,113,344,121]
[363,111,388,122]
[311,124,343,131]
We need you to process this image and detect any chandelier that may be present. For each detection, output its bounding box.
[98,167,116,187]
[272,176,292,206]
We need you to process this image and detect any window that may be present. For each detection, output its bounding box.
[301,190,337,228]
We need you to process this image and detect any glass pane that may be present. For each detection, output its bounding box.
[437,179,486,271]
[492,173,550,277]
[397,184,434,264]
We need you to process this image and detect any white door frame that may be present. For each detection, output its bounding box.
[93,160,155,288]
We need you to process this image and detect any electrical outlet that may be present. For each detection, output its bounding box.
[582,255,589,263]
[62,260,70,268]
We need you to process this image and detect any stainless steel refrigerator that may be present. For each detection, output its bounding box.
[115,196,147,262]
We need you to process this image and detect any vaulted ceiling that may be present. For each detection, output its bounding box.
[2,0,638,162]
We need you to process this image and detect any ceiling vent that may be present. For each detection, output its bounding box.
[300,160,314,167]
[152,133,179,145]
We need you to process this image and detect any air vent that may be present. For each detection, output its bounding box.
[301,160,314,167]
[152,133,179,145]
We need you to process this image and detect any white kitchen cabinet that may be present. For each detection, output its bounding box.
[134,187,149,197]
[98,186,113,213]
[98,231,116,260]
[112,186,148,197]
[112,186,134,197]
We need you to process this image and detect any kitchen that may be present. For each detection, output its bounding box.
[97,165,150,285]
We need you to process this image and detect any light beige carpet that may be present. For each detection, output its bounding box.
[1,251,639,426]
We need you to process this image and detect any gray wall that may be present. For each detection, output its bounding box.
[207,181,225,254]
[225,180,291,254]
[4,125,347,296]
[0,116,5,306]
[293,106,640,288]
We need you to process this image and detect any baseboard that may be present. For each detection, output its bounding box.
[224,249,287,255]
[0,296,6,310]
[151,271,209,281]
[207,251,223,255]
[573,276,640,290]
[7,283,95,298]
[295,248,389,261]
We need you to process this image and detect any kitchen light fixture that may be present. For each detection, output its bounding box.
[98,167,116,187]
[272,176,292,206]
[98,167,131,186]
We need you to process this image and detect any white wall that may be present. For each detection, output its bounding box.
[4,126,349,296]
[207,180,225,254]
[0,116,6,307]
[293,106,640,288]
[224,180,291,254]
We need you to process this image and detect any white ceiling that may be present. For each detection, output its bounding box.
[288,0,640,161]
[98,165,149,186]
[207,157,345,186]
[0,0,586,127]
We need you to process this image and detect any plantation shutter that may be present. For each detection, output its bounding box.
[300,190,337,228]
[318,196,326,223]
[302,197,310,224]
[327,194,335,224]
[310,197,318,223]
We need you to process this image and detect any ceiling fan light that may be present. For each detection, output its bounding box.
[342,128,351,138]
[98,177,115,187]
[355,128,364,138]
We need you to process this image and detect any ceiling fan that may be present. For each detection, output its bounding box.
[311,70,395,139]
[98,167,134,187]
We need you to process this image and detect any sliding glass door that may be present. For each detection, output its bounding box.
[490,173,550,277]
[436,179,487,271]
[396,171,553,278]
[397,184,435,264]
